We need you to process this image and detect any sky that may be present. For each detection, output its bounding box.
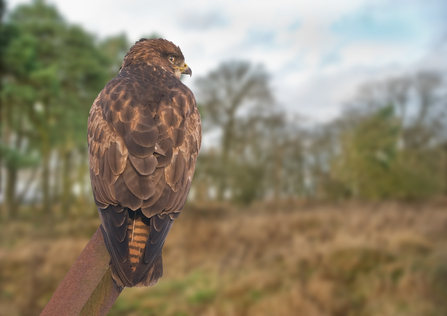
[6,0,447,123]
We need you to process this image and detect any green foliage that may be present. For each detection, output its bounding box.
[331,105,444,199]
[0,143,40,169]
[0,0,124,216]
[230,162,265,204]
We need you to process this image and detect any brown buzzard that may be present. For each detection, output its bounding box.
[88,38,201,287]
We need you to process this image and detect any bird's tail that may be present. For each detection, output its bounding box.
[100,207,165,288]
[126,210,164,287]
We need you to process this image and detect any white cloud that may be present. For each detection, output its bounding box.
[6,0,444,122]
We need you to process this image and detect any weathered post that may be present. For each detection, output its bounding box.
[40,227,122,316]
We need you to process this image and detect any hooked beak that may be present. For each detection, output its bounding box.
[174,63,192,77]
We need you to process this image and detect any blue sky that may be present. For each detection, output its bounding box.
[6,0,447,122]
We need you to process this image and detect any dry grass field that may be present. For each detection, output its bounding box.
[1,200,447,316]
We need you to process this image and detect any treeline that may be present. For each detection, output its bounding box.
[194,63,447,204]
[0,0,446,221]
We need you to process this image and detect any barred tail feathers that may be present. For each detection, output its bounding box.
[100,207,166,287]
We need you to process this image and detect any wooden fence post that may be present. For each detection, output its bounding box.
[40,227,122,316]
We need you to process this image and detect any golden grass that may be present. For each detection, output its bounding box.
[1,201,447,316]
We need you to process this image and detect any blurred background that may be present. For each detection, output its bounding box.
[1,0,447,315]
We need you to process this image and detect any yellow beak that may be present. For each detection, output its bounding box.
[174,63,192,76]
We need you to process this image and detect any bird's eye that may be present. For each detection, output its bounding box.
[169,56,175,63]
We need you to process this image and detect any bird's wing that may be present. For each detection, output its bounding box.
[88,75,201,286]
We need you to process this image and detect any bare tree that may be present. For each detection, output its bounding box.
[195,61,274,201]
[347,71,446,149]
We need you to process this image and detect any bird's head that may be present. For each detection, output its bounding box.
[120,38,192,79]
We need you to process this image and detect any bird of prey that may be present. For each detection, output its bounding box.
[88,38,201,287]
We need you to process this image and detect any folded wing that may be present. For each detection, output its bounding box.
[88,75,201,287]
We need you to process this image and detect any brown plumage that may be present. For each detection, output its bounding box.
[88,38,201,287]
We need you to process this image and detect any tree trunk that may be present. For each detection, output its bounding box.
[42,142,51,218]
[4,118,25,220]
[62,149,73,213]
[444,143,447,196]
[273,144,283,202]
[217,116,235,201]
[5,166,18,220]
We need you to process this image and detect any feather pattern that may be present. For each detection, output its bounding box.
[88,38,201,288]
